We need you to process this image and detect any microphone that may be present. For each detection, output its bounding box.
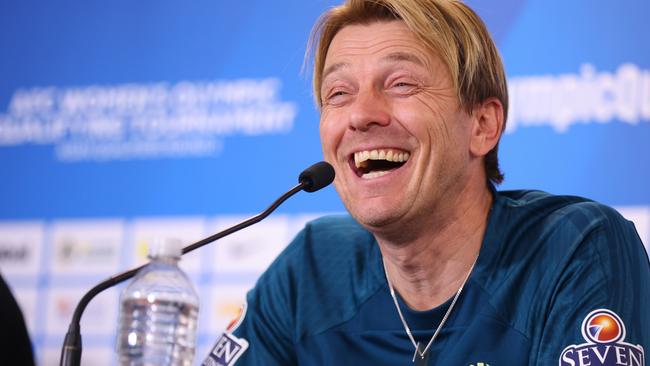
[59,161,335,366]
[299,161,335,192]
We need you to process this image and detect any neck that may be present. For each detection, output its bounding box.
[377,182,492,311]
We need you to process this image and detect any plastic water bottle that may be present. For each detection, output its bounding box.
[116,238,199,366]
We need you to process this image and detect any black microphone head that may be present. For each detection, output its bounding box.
[299,161,335,192]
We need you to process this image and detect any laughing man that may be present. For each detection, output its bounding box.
[203,1,650,365]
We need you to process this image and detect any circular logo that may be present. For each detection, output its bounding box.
[226,302,247,333]
[582,309,625,344]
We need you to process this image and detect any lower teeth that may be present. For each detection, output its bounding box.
[362,170,390,179]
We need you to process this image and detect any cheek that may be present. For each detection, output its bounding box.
[391,97,447,145]
[319,114,342,158]
[418,94,471,146]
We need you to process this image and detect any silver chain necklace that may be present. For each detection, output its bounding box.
[383,258,476,364]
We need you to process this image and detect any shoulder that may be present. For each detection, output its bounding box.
[492,189,647,275]
[303,214,374,239]
[267,215,376,272]
[496,189,638,244]
[488,188,649,317]
[492,191,650,363]
[301,215,376,251]
[252,215,384,338]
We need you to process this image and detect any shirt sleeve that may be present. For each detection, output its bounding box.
[201,230,304,366]
[532,204,650,365]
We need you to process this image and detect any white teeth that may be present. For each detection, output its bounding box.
[353,148,410,168]
[362,170,390,179]
[353,148,411,180]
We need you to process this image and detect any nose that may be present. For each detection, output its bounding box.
[349,88,391,131]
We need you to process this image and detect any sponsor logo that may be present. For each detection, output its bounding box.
[131,218,204,274]
[225,303,247,333]
[202,332,249,366]
[207,285,250,334]
[51,220,123,273]
[57,237,116,265]
[469,363,490,366]
[213,216,290,273]
[46,288,118,335]
[0,241,30,263]
[560,309,645,366]
[0,222,43,274]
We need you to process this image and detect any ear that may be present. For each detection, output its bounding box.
[469,98,504,158]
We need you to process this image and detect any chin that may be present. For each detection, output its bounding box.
[336,183,412,231]
[348,205,405,232]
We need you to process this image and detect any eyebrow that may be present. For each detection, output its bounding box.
[321,62,348,83]
[321,51,425,82]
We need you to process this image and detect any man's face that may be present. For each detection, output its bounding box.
[319,20,477,232]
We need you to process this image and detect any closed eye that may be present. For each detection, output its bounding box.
[323,89,351,106]
[389,81,418,95]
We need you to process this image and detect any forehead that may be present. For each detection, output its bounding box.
[323,20,437,73]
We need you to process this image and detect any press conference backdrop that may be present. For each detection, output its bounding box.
[0,0,648,364]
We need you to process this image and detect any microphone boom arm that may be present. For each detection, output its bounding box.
[60,181,308,366]
[182,182,304,254]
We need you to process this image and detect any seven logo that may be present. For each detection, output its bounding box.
[585,311,623,344]
[560,309,645,366]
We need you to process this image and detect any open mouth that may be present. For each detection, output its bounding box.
[352,148,410,179]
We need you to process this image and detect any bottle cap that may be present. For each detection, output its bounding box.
[148,237,183,259]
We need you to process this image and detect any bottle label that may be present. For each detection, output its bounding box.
[202,332,249,366]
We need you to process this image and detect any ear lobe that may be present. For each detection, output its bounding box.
[469,98,504,157]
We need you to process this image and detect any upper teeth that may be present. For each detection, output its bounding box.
[353,149,410,168]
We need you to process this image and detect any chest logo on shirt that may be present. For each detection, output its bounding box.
[202,302,249,366]
[559,309,645,366]
[202,332,249,366]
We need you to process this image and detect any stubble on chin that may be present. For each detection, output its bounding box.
[345,198,411,237]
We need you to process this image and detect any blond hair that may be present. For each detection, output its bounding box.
[309,0,508,183]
